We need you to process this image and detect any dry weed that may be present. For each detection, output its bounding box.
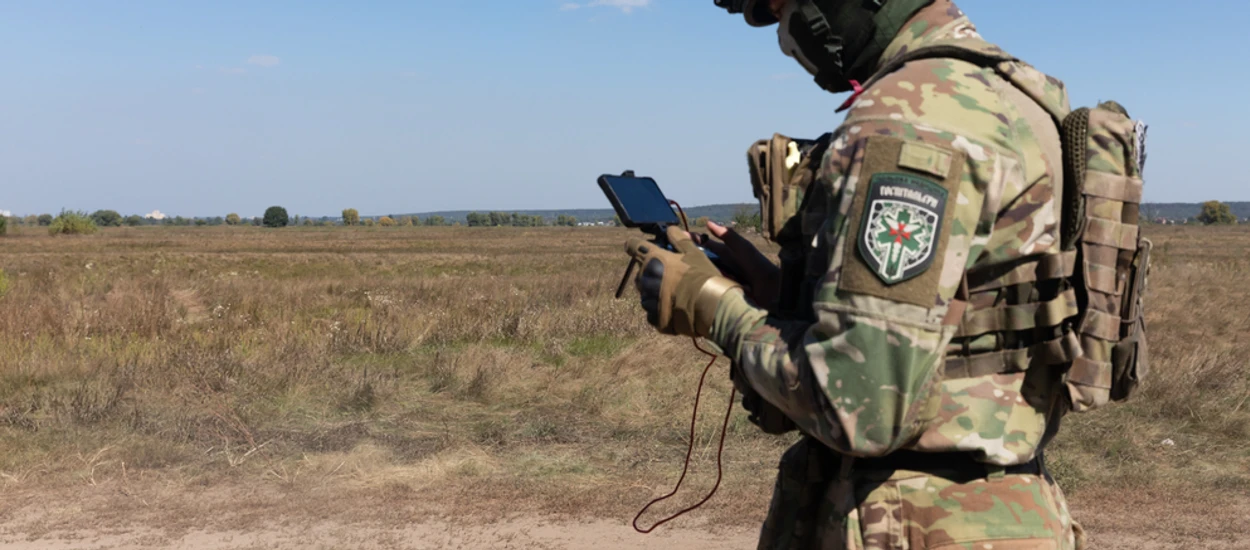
[0,224,1246,525]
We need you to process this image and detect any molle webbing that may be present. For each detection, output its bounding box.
[943,251,1081,379]
[965,251,1076,293]
[954,288,1078,339]
[945,331,1081,379]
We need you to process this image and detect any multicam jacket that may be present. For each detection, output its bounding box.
[708,1,1082,548]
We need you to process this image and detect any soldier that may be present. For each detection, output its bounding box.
[625,0,1093,548]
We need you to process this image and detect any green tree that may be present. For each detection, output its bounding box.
[1197,200,1237,225]
[90,209,123,227]
[263,206,290,228]
[48,210,99,236]
[0,216,7,236]
[225,213,241,225]
[466,212,485,227]
[342,208,360,226]
[425,215,446,226]
[194,218,208,226]
[124,215,144,226]
[37,214,54,226]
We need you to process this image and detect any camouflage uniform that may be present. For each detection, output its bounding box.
[707,2,1084,548]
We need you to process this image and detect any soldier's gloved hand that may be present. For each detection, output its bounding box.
[692,220,780,307]
[625,225,743,337]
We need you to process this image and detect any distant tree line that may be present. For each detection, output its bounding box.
[464,212,576,227]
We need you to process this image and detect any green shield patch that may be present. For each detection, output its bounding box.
[857,173,948,285]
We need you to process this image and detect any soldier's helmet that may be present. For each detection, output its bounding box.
[713,0,779,27]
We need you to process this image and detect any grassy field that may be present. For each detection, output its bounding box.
[0,224,1248,546]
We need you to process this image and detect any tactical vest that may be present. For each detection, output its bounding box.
[861,39,1152,413]
[749,40,1151,415]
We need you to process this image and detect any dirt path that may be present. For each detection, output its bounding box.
[2,485,1246,549]
[4,517,1248,550]
[0,520,757,550]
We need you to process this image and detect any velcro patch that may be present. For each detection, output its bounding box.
[839,136,966,309]
[898,142,953,178]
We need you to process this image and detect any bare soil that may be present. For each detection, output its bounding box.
[2,483,1248,549]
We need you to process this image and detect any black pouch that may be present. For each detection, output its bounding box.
[1111,238,1151,401]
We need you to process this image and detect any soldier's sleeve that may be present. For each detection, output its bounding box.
[708,59,1026,456]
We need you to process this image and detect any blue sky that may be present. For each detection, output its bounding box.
[0,0,1243,218]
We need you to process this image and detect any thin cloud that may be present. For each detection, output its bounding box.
[562,0,651,13]
[246,54,281,67]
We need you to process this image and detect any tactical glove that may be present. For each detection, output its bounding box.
[625,226,742,337]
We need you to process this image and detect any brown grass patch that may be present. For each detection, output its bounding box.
[0,224,1247,538]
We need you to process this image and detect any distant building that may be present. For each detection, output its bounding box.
[0,210,10,217]
[144,210,167,220]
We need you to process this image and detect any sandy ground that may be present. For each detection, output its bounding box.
[5,518,1250,550]
[3,491,1248,550]
[0,520,757,550]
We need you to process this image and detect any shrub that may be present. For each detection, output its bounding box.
[37,214,53,226]
[732,206,762,233]
[124,215,144,226]
[90,210,123,227]
[225,213,241,226]
[342,208,360,226]
[263,206,289,228]
[399,216,414,226]
[694,216,710,228]
[0,216,6,236]
[363,218,375,227]
[48,210,99,236]
[378,216,397,227]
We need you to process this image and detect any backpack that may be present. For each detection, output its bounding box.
[1059,101,1152,411]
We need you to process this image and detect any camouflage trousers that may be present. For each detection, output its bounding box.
[758,438,1085,550]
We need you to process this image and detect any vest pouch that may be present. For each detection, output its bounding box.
[747,133,832,242]
[1111,238,1151,401]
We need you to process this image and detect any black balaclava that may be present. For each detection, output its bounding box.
[728,0,935,94]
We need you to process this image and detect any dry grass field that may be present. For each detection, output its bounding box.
[1,224,1248,549]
